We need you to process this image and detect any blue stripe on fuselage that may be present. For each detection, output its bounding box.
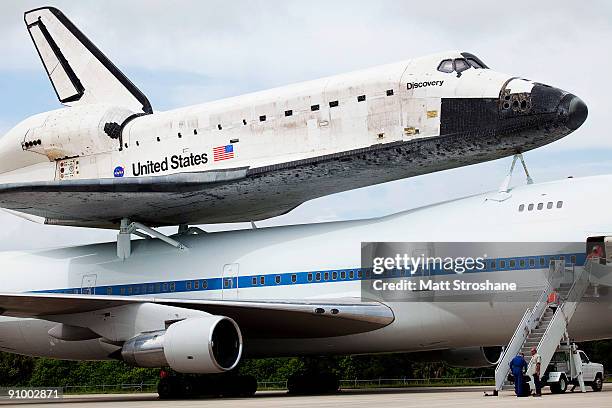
[32,252,586,296]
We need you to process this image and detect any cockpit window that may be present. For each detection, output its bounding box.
[461,52,489,69]
[466,58,482,69]
[437,59,454,73]
[454,58,470,74]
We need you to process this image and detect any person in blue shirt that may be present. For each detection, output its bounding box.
[510,352,528,396]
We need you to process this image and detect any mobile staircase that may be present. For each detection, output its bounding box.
[492,258,592,395]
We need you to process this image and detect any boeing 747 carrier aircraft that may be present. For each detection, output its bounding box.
[0,173,611,397]
[0,7,587,228]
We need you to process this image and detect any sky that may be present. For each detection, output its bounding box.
[0,0,612,250]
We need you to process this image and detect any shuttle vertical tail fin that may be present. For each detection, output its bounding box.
[24,7,152,114]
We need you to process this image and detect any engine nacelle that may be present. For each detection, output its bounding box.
[121,315,243,373]
[24,104,135,160]
[0,104,136,176]
[412,346,503,368]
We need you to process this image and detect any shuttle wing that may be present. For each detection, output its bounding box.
[0,293,394,339]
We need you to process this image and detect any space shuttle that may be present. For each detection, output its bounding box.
[0,7,588,229]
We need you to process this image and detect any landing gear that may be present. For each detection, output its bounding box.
[157,372,257,399]
[287,372,340,395]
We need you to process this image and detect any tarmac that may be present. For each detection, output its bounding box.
[0,385,609,408]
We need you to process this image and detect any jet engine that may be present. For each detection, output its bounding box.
[412,346,503,368]
[121,315,243,373]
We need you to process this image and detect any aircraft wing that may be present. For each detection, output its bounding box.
[0,293,394,339]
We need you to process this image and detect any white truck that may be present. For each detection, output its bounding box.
[542,345,604,393]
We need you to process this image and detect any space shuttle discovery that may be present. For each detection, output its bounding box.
[0,7,588,228]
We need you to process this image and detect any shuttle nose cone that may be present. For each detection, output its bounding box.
[564,95,588,130]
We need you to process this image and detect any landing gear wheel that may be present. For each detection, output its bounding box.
[592,375,603,392]
[287,372,339,395]
[157,377,179,399]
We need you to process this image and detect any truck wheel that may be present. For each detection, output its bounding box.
[591,374,603,392]
[558,376,568,394]
[551,376,568,394]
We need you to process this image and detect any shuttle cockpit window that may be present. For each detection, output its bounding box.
[461,52,489,69]
[437,59,454,73]
[437,54,489,75]
[454,58,470,74]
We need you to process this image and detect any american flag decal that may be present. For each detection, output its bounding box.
[213,144,235,162]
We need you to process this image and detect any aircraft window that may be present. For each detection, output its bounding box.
[437,59,454,73]
[340,271,346,279]
[259,115,267,122]
[528,204,534,211]
[329,100,339,108]
[557,201,563,208]
[291,274,297,283]
[128,287,133,295]
[460,52,490,69]
[162,283,168,292]
[324,272,330,280]
[224,279,231,288]
[357,270,363,279]
[170,282,176,292]
[193,129,197,135]
[252,277,257,286]
[275,275,281,284]
[148,284,154,293]
[285,110,293,117]
[540,257,545,266]
[365,270,371,279]
[490,260,496,269]
[454,58,470,74]
[260,276,265,285]
[466,58,483,69]
[242,119,247,125]
[547,202,553,209]
[156,137,160,142]
[136,141,140,146]
[316,272,321,281]
[500,260,506,268]
[308,273,313,282]
[349,270,355,279]
[357,95,366,102]
[178,132,182,139]
[217,124,222,130]
[155,283,161,292]
[107,287,112,295]
[520,259,526,267]
[571,255,576,264]
[386,89,394,96]
[311,104,320,111]
[519,204,524,212]
[537,203,543,210]
[332,271,338,280]
[529,258,535,267]
[120,287,126,295]
[509,260,516,268]
[194,280,199,289]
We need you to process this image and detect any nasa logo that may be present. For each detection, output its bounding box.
[113,166,125,178]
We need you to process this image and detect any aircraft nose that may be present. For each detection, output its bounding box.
[563,95,588,130]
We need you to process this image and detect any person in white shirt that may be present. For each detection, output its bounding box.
[531,347,542,397]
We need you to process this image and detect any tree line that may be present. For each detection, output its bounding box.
[1,340,609,388]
